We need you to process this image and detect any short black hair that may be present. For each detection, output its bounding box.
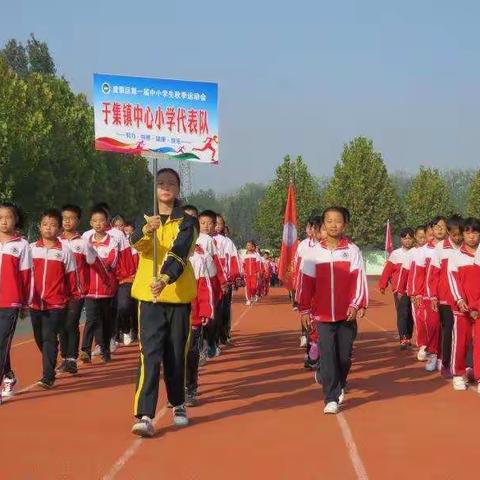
[431,215,447,226]
[463,217,480,233]
[40,208,62,227]
[400,227,415,238]
[199,209,217,223]
[61,204,82,219]
[90,206,109,220]
[415,225,426,234]
[95,202,110,214]
[182,204,199,216]
[308,214,322,227]
[246,239,257,248]
[157,168,181,187]
[321,207,350,224]
[0,202,25,230]
[111,214,125,227]
[447,214,464,232]
[124,220,135,228]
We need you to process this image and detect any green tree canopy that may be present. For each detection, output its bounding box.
[403,166,454,227]
[467,170,480,218]
[323,137,400,247]
[255,155,322,249]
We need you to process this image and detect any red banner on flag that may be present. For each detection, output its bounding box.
[278,183,298,290]
[385,219,393,256]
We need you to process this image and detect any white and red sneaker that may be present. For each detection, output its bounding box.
[1,376,17,398]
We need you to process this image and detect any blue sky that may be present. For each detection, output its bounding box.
[2,1,480,192]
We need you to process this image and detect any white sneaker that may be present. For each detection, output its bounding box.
[417,346,428,361]
[338,389,345,405]
[131,416,154,437]
[245,300,251,306]
[173,405,189,426]
[215,347,221,357]
[91,345,102,357]
[452,376,467,391]
[110,339,118,353]
[123,333,133,346]
[323,402,339,415]
[1,376,17,397]
[425,354,438,372]
[300,335,307,348]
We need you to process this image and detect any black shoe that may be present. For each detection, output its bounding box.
[37,378,55,389]
[79,351,91,364]
[185,390,198,407]
[102,352,111,363]
[56,359,67,373]
[64,360,78,374]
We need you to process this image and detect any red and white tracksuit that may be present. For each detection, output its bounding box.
[0,237,32,309]
[378,247,411,294]
[213,234,241,284]
[243,253,261,301]
[293,238,316,293]
[262,260,273,296]
[190,245,215,328]
[30,239,79,310]
[84,233,131,299]
[59,233,106,297]
[407,242,440,354]
[447,245,480,379]
[297,239,368,321]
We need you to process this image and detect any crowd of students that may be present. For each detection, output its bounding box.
[378,215,480,392]
[0,167,279,438]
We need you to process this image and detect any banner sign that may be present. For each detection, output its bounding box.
[93,73,219,164]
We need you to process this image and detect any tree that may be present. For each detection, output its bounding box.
[187,189,223,213]
[404,166,454,227]
[323,137,401,247]
[441,168,475,215]
[224,183,266,246]
[255,155,322,249]
[0,39,28,77]
[467,170,480,218]
[26,34,56,75]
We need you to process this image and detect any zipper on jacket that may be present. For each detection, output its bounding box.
[330,251,335,321]
[0,243,4,293]
[40,247,49,310]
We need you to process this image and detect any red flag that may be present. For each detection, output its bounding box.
[385,219,393,257]
[278,183,298,290]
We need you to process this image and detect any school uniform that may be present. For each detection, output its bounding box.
[30,239,78,383]
[131,209,197,419]
[409,242,441,355]
[0,237,32,389]
[242,253,261,302]
[81,232,131,360]
[447,245,480,380]
[427,238,460,369]
[378,247,414,342]
[59,232,104,362]
[298,238,368,404]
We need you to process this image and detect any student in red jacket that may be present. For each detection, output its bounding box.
[447,217,480,392]
[410,216,447,372]
[58,204,105,374]
[379,227,415,349]
[123,220,139,343]
[243,240,261,306]
[0,203,31,403]
[298,207,367,415]
[30,209,78,389]
[427,215,464,377]
[80,206,133,364]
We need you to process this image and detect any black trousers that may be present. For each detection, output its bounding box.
[439,304,454,369]
[134,301,191,419]
[116,283,135,336]
[219,287,233,344]
[59,298,84,360]
[395,294,414,339]
[317,320,357,404]
[0,308,19,380]
[206,300,223,350]
[31,309,65,382]
[186,326,203,394]
[82,298,112,355]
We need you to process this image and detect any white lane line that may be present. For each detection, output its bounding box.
[336,412,369,480]
[101,406,168,480]
[232,307,250,328]
[11,338,35,349]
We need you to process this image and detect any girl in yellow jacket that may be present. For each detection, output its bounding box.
[130,168,198,438]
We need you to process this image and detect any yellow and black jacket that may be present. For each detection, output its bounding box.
[131,207,198,304]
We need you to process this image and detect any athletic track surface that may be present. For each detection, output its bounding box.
[1,281,477,479]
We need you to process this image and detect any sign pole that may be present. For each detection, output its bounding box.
[153,156,158,283]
